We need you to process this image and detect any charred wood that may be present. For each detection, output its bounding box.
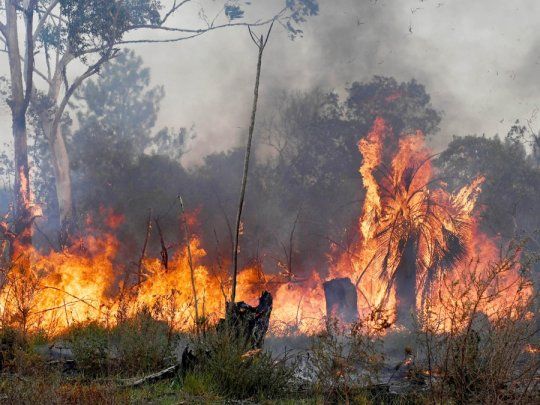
[222,290,273,349]
[323,277,359,325]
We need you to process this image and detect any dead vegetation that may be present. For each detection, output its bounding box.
[416,243,540,404]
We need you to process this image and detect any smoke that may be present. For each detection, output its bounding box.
[121,0,540,164]
[1,1,540,159]
[1,0,540,268]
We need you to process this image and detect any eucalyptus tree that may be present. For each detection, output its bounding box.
[0,0,318,247]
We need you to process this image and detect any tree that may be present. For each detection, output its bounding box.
[436,134,540,241]
[73,49,167,157]
[68,50,190,248]
[346,76,441,153]
[0,0,39,248]
[256,77,443,277]
[507,119,540,168]
[0,0,319,248]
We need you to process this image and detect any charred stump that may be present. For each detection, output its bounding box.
[222,290,273,349]
[180,291,273,377]
[323,277,359,324]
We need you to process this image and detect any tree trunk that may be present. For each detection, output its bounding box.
[222,291,272,349]
[39,54,76,245]
[230,24,273,305]
[394,237,418,327]
[43,119,74,245]
[12,114,32,248]
[4,0,34,250]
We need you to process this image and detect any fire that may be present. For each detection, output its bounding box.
[0,117,532,337]
[326,117,531,330]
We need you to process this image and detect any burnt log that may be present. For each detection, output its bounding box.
[121,364,181,387]
[323,277,359,324]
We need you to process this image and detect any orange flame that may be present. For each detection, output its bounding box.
[0,118,531,336]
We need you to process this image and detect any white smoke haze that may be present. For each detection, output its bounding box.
[1,0,540,163]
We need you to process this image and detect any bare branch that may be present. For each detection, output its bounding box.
[161,0,192,25]
[263,20,275,49]
[123,11,282,43]
[49,49,116,144]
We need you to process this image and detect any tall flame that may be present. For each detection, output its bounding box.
[0,118,531,336]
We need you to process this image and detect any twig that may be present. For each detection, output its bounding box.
[154,217,168,270]
[137,209,152,286]
[179,196,199,335]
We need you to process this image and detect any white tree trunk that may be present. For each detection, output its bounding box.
[39,55,76,241]
[41,113,73,234]
[4,0,33,248]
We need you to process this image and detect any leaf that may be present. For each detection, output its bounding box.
[224,5,245,21]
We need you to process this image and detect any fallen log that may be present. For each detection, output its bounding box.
[120,364,180,387]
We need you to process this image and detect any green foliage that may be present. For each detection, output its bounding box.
[111,309,173,374]
[67,311,175,377]
[59,0,162,55]
[436,135,540,239]
[181,372,216,397]
[189,328,295,400]
[68,322,110,376]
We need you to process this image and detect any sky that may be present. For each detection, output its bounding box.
[1,0,540,165]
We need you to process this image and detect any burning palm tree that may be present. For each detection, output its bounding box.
[353,118,483,326]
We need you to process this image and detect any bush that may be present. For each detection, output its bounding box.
[181,372,215,397]
[0,326,47,375]
[310,318,384,403]
[417,245,540,404]
[68,322,110,377]
[67,310,175,377]
[188,327,295,400]
[111,308,174,375]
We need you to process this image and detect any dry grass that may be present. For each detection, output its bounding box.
[417,243,540,404]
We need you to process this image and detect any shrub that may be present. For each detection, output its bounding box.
[181,372,215,397]
[67,310,176,377]
[67,322,110,377]
[188,327,295,400]
[310,318,384,403]
[417,244,540,404]
[0,326,47,375]
[111,308,173,375]
[0,326,27,370]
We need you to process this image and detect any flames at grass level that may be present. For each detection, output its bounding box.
[0,118,531,336]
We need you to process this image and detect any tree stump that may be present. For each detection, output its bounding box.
[224,290,273,349]
[323,277,359,324]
